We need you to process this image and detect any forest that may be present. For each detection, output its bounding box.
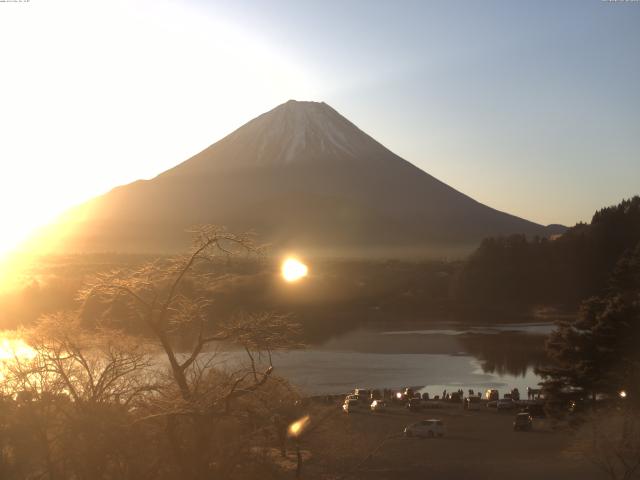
[0,254,457,339]
[454,196,640,308]
[3,197,639,339]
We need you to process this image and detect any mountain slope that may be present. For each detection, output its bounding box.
[51,100,564,257]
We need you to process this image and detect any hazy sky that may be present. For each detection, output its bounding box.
[1,0,638,255]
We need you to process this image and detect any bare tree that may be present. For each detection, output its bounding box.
[76,226,301,479]
[1,313,155,480]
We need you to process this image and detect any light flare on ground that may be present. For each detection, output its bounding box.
[287,415,310,437]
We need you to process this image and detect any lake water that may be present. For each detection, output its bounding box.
[0,322,554,398]
[216,322,553,396]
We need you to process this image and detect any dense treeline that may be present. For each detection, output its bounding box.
[3,197,639,339]
[454,196,640,308]
[0,256,456,339]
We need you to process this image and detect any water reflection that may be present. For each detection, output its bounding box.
[0,323,553,396]
[212,322,553,395]
[314,323,550,377]
[0,333,35,361]
[458,332,548,377]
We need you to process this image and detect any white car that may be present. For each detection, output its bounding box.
[370,400,387,412]
[343,399,361,413]
[404,419,445,438]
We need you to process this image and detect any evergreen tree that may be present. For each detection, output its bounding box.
[539,242,640,410]
[454,196,640,308]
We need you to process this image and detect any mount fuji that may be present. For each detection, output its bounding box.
[51,100,564,257]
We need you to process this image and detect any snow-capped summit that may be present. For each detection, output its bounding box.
[163,100,389,174]
[241,100,360,163]
[226,100,362,164]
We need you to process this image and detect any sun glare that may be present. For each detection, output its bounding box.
[281,257,309,282]
[0,0,318,265]
[0,334,36,383]
[0,335,36,361]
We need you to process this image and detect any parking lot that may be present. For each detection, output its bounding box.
[300,400,604,479]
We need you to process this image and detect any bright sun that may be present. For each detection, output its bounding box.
[281,258,309,282]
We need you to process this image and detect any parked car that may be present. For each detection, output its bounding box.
[343,399,362,413]
[485,389,499,401]
[404,419,445,438]
[354,388,371,402]
[513,412,533,431]
[464,396,481,411]
[403,387,415,398]
[511,388,521,401]
[406,398,423,412]
[370,399,387,412]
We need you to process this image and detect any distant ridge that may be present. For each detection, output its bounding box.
[47,100,565,258]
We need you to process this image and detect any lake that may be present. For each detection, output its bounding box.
[216,322,554,396]
[0,322,554,398]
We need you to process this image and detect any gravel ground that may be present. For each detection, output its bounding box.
[298,401,605,480]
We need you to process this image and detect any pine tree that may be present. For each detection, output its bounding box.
[539,242,640,410]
